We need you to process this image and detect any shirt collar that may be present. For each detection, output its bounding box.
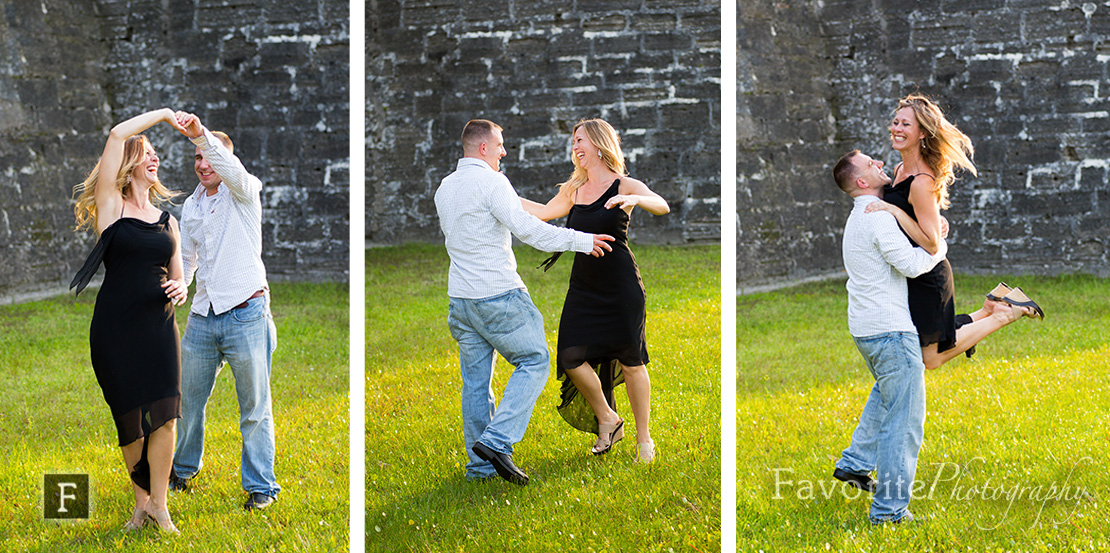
[190,183,226,201]
[853,194,881,208]
[456,157,497,172]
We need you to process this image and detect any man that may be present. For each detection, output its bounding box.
[434,119,614,485]
[171,112,280,511]
[830,149,948,524]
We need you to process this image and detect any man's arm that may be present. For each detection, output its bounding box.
[193,128,259,203]
[176,111,260,203]
[872,211,947,278]
[487,176,611,255]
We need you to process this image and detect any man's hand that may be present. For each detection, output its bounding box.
[589,234,615,257]
[174,111,204,139]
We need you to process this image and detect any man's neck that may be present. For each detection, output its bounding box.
[462,154,494,171]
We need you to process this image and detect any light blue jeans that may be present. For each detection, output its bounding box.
[173,296,280,497]
[837,331,925,524]
[447,289,550,480]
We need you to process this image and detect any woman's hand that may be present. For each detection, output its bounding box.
[864,200,894,214]
[604,194,640,210]
[174,111,204,138]
[162,279,188,306]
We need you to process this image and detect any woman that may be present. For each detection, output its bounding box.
[522,119,669,462]
[867,95,1043,370]
[71,108,189,534]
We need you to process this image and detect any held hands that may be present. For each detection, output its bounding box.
[590,234,615,257]
[162,279,188,306]
[173,111,204,139]
[162,108,188,134]
[604,194,639,210]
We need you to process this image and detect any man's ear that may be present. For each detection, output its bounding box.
[854,176,868,190]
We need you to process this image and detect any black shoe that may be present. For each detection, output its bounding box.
[472,442,528,486]
[833,468,876,493]
[168,471,190,492]
[244,492,275,511]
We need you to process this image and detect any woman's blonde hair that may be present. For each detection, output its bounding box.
[73,135,175,233]
[897,94,976,209]
[559,119,627,195]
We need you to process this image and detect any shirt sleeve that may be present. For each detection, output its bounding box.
[190,128,261,204]
[872,212,947,278]
[180,199,198,287]
[486,175,594,253]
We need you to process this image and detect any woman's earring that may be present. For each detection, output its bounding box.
[597,150,603,159]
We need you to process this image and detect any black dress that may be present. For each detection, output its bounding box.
[71,211,182,488]
[547,179,649,435]
[881,175,962,353]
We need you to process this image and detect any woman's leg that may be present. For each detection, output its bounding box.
[564,363,620,427]
[145,420,176,514]
[964,297,1000,323]
[620,362,652,445]
[120,438,149,522]
[923,302,1030,370]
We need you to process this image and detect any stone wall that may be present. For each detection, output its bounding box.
[0,1,112,301]
[738,0,1110,289]
[367,0,722,246]
[0,0,349,302]
[737,0,842,287]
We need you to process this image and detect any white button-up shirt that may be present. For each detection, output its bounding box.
[843,195,948,337]
[434,157,594,299]
[180,129,269,316]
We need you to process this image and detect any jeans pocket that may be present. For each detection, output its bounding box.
[232,298,266,323]
[475,291,529,336]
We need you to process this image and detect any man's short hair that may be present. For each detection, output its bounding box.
[461,119,502,153]
[211,131,234,154]
[833,149,861,193]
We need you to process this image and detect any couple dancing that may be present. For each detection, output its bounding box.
[435,118,669,485]
[70,108,280,533]
[832,95,1045,524]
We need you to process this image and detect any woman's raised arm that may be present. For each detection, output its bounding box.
[94,109,183,231]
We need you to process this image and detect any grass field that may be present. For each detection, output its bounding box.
[0,282,349,552]
[367,243,721,552]
[738,274,1110,551]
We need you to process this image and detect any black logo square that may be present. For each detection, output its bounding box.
[44,474,89,520]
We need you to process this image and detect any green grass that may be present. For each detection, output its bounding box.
[738,274,1110,551]
[0,282,349,552]
[368,243,721,552]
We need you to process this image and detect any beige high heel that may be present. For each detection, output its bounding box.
[592,419,625,455]
[122,506,147,532]
[634,440,656,463]
[986,282,1012,302]
[1000,287,1045,319]
[144,507,180,535]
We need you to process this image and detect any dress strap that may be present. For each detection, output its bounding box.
[538,251,563,272]
[70,225,119,296]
